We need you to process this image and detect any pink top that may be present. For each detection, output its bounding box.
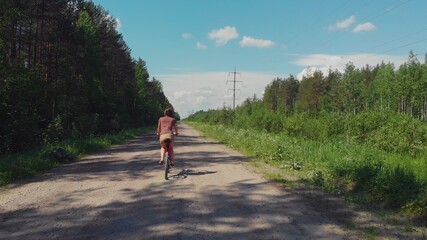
[158,116,176,135]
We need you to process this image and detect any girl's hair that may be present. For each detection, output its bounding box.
[164,108,174,117]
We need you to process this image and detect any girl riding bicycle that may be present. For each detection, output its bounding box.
[157,108,178,166]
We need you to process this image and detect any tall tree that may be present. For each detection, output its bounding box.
[0,0,176,155]
[279,75,299,114]
[321,68,342,112]
[342,63,363,114]
[263,78,281,112]
[296,70,324,113]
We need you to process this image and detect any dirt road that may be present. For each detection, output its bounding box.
[0,124,416,239]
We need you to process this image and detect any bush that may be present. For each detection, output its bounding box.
[259,112,284,133]
[283,113,307,137]
[346,111,427,155]
[373,166,422,208]
[370,115,427,155]
[283,113,329,141]
[351,160,384,193]
[44,115,66,143]
[330,159,423,209]
[323,112,347,137]
[403,190,427,221]
[348,111,390,142]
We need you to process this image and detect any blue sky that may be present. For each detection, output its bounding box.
[92,0,427,117]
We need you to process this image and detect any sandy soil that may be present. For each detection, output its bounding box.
[0,123,424,239]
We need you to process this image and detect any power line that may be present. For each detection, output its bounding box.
[286,0,352,45]
[350,37,427,66]
[358,28,427,53]
[251,0,374,69]
[329,37,427,71]
[304,0,412,53]
[282,0,418,75]
[227,67,241,110]
[292,0,373,52]
[247,1,355,70]
[364,0,412,22]
[245,0,419,79]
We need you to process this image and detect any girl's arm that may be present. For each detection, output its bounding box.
[173,121,179,136]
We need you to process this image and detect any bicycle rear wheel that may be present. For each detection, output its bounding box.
[164,152,170,180]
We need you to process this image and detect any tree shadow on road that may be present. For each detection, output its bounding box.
[1,127,423,239]
[169,169,217,180]
[3,176,415,240]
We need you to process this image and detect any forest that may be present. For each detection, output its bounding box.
[187,53,427,155]
[0,0,175,156]
[186,53,427,218]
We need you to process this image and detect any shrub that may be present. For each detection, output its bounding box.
[44,115,66,143]
[345,111,427,155]
[348,111,390,142]
[283,113,308,138]
[370,116,427,155]
[262,112,284,133]
[323,112,347,137]
[351,160,384,193]
[373,166,422,208]
[283,113,329,141]
[331,159,423,209]
[403,190,427,221]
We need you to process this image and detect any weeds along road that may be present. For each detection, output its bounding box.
[0,124,408,239]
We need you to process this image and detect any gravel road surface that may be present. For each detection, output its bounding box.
[0,124,417,239]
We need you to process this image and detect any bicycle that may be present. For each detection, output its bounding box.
[161,138,173,180]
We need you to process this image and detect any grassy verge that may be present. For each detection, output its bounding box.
[185,121,427,223]
[0,127,152,186]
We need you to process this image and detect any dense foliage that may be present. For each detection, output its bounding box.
[264,53,427,119]
[0,0,174,155]
[187,53,427,156]
[188,123,427,220]
[186,53,427,218]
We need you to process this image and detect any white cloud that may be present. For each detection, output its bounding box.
[196,42,208,49]
[106,15,122,32]
[239,36,275,48]
[208,26,239,46]
[195,96,207,104]
[293,53,407,79]
[156,71,280,118]
[115,18,122,32]
[352,22,376,33]
[173,91,190,99]
[182,33,192,39]
[327,15,356,31]
[293,54,344,67]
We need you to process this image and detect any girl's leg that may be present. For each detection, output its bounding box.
[160,146,165,163]
[169,140,175,162]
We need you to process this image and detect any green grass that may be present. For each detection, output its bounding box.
[364,227,378,239]
[0,127,151,186]
[185,121,427,222]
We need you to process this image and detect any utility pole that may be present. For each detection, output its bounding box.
[227,67,241,110]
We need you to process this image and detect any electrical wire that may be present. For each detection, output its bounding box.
[292,0,375,52]
[250,0,354,69]
[304,0,412,53]
[347,37,427,67]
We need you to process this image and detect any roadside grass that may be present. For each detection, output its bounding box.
[185,122,427,223]
[364,227,378,240]
[0,127,151,186]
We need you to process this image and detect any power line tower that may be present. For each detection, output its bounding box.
[227,67,241,110]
